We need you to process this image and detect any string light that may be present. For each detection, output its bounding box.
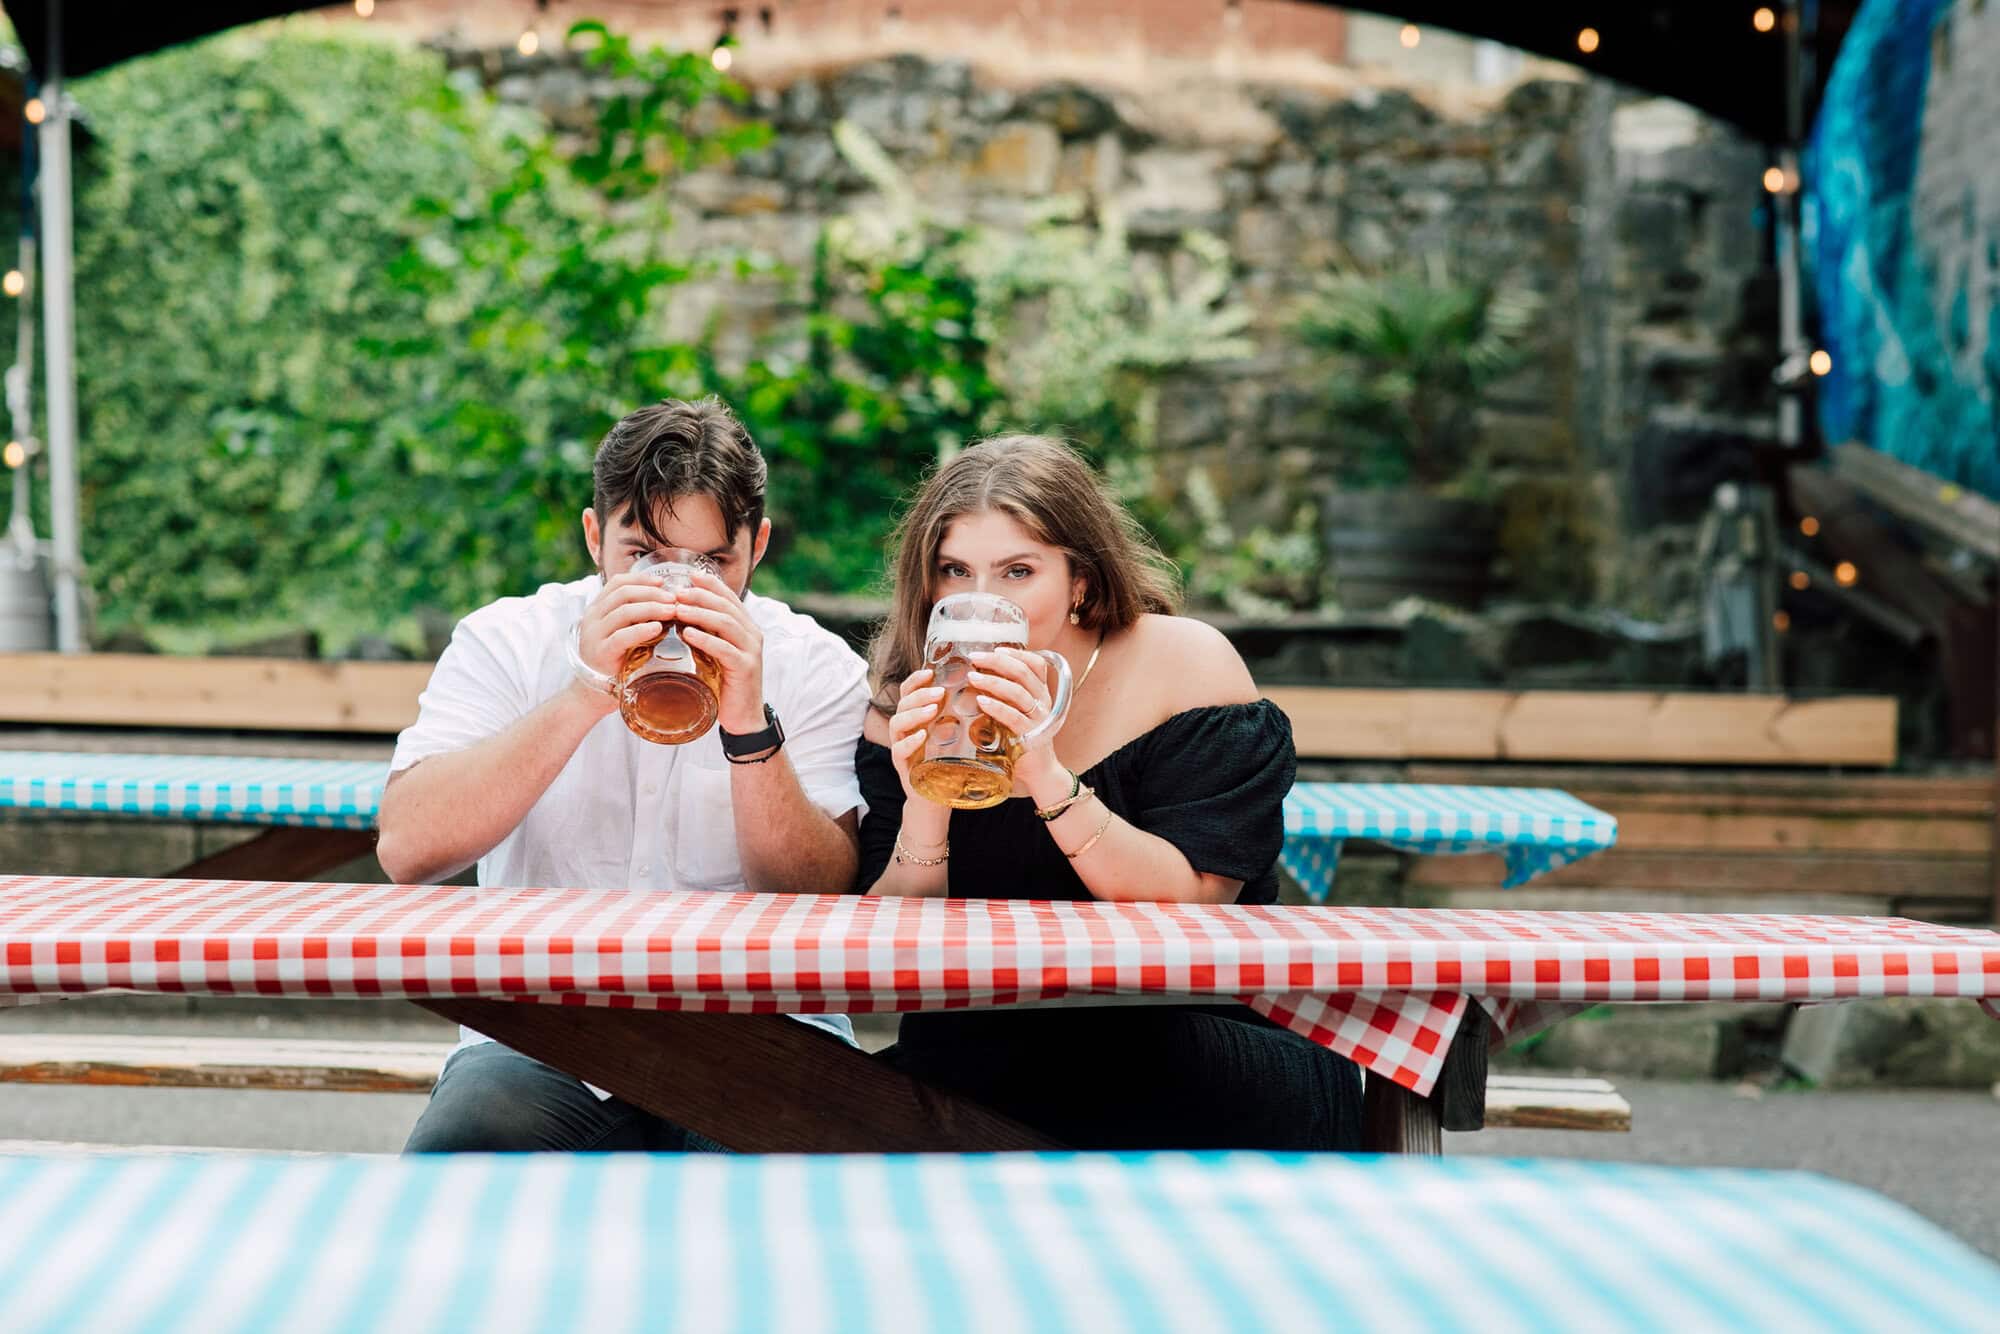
[711,42,734,70]
[1772,611,1791,633]
[1,270,22,298]
[1809,349,1832,376]
[1799,515,1820,537]
[1752,7,1776,32]
[517,28,540,56]
[2,441,23,469]
[1763,166,1789,193]
[23,98,45,125]
[1577,28,1601,54]
[1834,561,1859,587]
[354,0,374,16]
[1788,570,1810,591]
[1400,24,1422,49]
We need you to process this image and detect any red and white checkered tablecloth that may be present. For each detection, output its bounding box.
[4,875,1997,1097]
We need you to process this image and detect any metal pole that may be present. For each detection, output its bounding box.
[37,2,83,652]
[1774,0,1807,450]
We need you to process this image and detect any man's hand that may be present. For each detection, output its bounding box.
[571,572,685,713]
[668,569,767,732]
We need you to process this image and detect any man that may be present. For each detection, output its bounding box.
[380,397,868,1151]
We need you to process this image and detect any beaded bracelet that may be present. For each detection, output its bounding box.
[893,832,949,867]
[1034,771,1093,822]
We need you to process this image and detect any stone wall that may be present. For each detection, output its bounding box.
[457,43,1776,620]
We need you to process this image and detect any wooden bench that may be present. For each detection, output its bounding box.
[1389,765,1996,924]
[0,1033,1633,1133]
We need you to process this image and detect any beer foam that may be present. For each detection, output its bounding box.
[935,621,1025,646]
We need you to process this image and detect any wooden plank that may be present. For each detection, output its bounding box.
[169,827,379,881]
[1361,1073,1442,1155]
[421,999,1063,1154]
[1487,1075,1617,1094]
[1269,688,1896,766]
[1496,693,1896,766]
[1483,1083,1632,1132]
[1408,850,1989,899]
[1609,811,1990,857]
[0,653,432,733]
[1829,442,2000,561]
[1401,764,1993,811]
[0,1035,450,1094]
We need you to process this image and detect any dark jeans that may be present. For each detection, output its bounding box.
[883,1004,1365,1151]
[403,1041,727,1154]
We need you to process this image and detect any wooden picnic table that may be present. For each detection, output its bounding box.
[0,1150,1994,1333]
[0,752,1622,899]
[3,874,1995,1155]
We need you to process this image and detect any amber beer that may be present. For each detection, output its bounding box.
[908,593,1072,809]
[616,550,724,745]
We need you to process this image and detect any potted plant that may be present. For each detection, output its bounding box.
[1293,257,1538,609]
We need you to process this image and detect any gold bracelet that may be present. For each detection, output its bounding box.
[1062,807,1115,860]
[1035,773,1092,822]
[893,832,949,867]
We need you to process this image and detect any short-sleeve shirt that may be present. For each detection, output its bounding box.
[394,573,870,1051]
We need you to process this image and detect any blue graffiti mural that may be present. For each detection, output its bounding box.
[1806,0,1999,498]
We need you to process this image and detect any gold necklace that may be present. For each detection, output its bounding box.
[1076,633,1105,692]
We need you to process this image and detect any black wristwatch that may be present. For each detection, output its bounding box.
[718,704,785,762]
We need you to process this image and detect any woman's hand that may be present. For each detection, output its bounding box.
[968,647,1065,789]
[886,668,945,803]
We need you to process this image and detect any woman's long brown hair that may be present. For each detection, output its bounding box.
[868,435,1181,710]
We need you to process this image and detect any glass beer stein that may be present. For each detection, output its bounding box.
[616,550,725,745]
[908,592,1073,810]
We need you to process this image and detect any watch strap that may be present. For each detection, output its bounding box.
[719,703,784,759]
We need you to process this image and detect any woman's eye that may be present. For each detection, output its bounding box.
[940,564,968,579]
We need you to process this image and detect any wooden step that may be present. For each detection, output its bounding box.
[0,1034,452,1094]
[0,1034,1631,1134]
[1481,1075,1632,1133]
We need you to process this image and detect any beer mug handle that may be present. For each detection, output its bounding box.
[1017,649,1073,750]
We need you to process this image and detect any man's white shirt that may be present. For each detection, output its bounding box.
[392,573,870,1067]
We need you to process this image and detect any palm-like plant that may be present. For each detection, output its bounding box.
[1294,258,1539,489]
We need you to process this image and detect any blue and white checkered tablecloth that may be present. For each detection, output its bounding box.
[0,753,382,830]
[1282,783,1619,902]
[0,1152,1990,1333]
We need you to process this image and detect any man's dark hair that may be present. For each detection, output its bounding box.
[591,397,767,547]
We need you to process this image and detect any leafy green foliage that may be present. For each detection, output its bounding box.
[53,25,1272,645]
[1294,258,1538,490]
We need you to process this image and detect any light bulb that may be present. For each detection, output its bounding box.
[1772,611,1791,633]
[1808,349,1832,376]
[711,44,734,71]
[1788,571,1810,591]
[1,270,22,297]
[354,0,375,16]
[1577,28,1601,54]
[1400,25,1421,49]
[517,29,540,56]
[1753,8,1776,33]
[1763,166,1788,193]
[23,98,45,125]
[2,440,23,469]
[1799,515,1820,537]
[1834,561,1858,587]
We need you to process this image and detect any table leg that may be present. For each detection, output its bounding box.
[169,828,376,881]
[420,998,1064,1154]
[1361,1075,1442,1154]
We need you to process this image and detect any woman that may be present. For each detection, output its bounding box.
[858,435,1363,1150]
